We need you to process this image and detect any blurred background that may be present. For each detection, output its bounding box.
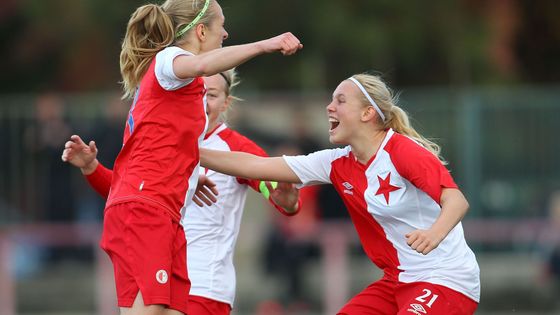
[1,0,559,314]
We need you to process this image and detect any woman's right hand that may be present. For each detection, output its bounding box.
[61,135,99,175]
[259,32,303,56]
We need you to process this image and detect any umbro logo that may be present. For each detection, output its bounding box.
[342,182,353,195]
[407,303,427,314]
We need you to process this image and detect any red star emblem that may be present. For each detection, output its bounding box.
[375,172,400,204]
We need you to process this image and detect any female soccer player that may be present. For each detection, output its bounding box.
[92,0,301,313]
[62,70,301,315]
[199,73,480,315]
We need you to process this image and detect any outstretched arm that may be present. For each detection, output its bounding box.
[406,188,469,255]
[200,148,301,184]
[174,32,303,79]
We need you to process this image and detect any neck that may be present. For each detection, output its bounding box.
[351,128,387,164]
[177,39,201,55]
[206,120,221,135]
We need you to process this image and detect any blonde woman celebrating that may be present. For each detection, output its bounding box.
[200,73,480,315]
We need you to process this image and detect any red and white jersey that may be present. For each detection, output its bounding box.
[283,128,480,302]
[106,47,208,222]
[181,123,295,306]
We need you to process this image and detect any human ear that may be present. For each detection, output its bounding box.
[361,106,376,122]
[222,95,232,112]
[196,24,206,40]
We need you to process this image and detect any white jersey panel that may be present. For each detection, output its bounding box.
[180,124,248,306]
[155,47,195,90]
[364,147,480,301]
[283,147,351,187]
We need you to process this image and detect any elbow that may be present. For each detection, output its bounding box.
[191,61,213,77]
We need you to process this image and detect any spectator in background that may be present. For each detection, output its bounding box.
[24,92,74,222]
[261,142,320,314]
[23,92,75,262]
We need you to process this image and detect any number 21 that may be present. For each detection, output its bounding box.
[415,289,439,308]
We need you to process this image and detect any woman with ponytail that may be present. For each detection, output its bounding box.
[63,70,301,315]
[86,1,302,314]
[199,73,480,314]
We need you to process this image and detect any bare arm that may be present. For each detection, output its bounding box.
[174,32,303,79]
[200,148,301,184]
[406,188,469,255]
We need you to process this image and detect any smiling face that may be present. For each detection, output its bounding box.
[204,73,230,131]
[326,80,372,145]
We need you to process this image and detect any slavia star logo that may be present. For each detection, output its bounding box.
[375,172,400,204]
[156,270,168,284]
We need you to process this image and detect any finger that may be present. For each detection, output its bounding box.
[204,177,217,188]
[70,135,86,146]
[422,245,434,255]
[195,191,212,206]
[62,148,73,161]
[192,195,203,207]
[209,185,219,196]
[410,239,423,250]
[415,242,427,254]
[406,233,417,246]
[89,141,98,154]
[200,186,218,203]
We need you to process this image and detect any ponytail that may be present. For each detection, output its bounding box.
[120,4,174,99]
[387,106,446,164]
[351,74,446,164]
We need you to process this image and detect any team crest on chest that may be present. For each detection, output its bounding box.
[375,172,401,204]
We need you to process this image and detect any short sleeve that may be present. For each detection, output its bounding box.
[386,135,457,204]
[155,46,195,90]
[283,148,349,187]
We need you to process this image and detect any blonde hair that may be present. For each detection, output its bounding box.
[120,0,217,99]
[350,73,446,164]
[217,68,242,122]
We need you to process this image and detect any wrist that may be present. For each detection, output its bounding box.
[81,159,99,176]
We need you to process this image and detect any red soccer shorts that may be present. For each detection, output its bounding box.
[188,295,231,315]
[338,277,477,315]
[100,201,190,314]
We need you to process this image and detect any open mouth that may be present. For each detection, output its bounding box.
[329,118,340,131]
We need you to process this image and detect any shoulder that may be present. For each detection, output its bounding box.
[156,46,194,61]
[288,146,351,165]
[384,132,437,164]
[217,127,268,157]
[154,47,195,90]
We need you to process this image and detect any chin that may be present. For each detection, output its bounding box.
[328,135,344,145]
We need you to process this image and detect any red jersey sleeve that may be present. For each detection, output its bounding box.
[85,162,113,199]
[386,134,457,204]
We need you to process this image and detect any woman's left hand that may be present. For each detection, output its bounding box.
[269,181,299,214]
[405,229,444,255]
